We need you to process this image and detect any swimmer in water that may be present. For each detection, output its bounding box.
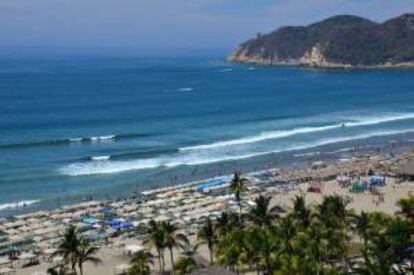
[341,122,346,128]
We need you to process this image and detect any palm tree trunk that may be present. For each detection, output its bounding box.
[161,252,165,272]
[157,250,162,272]
[169,248,174,269]
[208,243,214,265]
[79,263,83,275]
[238,202,242,225]
[72,262,77,275]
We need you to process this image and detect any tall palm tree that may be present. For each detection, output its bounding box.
[244,225,277,274]
[275,215,297,256]
[216,211,238,236]
[315,196,350,266]
[163,221,184,268]
[144,220,166,272]
[216,229,246,274]
[76,238,101,275]
[291,195,312,230]
[52,226,81,275]
[247,195,283,227]
[128,250,154,275]
[197,217,217,264]
[230,172,249,221]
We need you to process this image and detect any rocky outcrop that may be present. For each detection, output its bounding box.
[229,13,414,69]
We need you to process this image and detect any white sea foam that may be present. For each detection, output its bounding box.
[60,128,414,176]
[178,88,194,92]
[325,147,355,154]
[181,124,339,151]
[91,155,111,161]
[345,113,414,127]
[90,135,115,142]
[69,137,83,142]
[0,200,39,211]
[221,68,233,72]
[181,113,414,151]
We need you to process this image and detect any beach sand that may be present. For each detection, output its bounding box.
[9,150,414,275]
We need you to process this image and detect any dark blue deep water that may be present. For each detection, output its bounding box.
[1,54,414,214]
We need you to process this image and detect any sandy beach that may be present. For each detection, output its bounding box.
[2,149,414,275]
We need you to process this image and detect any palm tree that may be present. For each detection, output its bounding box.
[275,215,297,256]
[315,196,350,264]
[244,225,277,274]
[76,238,101,275]
[247,195,283,227]
[52,226,81,274]
[294,222,327,275]
[230,172,249,221]
[352,211,371,251]
[216,229,245,274]
[47,264,70,275]
[144,220,166,272]
[197,217,217,264]
[216,211,238,236]
[291,195,312,230]
[173,258,197,275]
[353,233,398,275]
[174,237,198,275]
[163,221,184,268]
[397,195,414,220]
[128,250,154,275]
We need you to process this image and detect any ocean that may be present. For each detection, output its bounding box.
[1,54,414,216]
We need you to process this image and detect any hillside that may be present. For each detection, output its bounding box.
[229,13,414,68]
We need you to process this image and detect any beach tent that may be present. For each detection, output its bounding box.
[350,182,365,193]
[196,180,226,191]
[366,176,386,187]
[82,217,99,225]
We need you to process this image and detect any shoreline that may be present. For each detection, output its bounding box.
[228,57,414,71]
[2,146,414,274]
[1,136,413,218]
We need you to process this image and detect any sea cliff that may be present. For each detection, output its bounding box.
[229,13,414,69]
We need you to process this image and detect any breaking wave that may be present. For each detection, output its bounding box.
[59,128,414,176]
[0,133,151,149]
[90,155,111,161]
[0,200,39,211]
[181,113,414,151]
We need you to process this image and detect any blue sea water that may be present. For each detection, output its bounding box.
[1,54,414,215]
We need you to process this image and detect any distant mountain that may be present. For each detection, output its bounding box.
[229,13,414,68]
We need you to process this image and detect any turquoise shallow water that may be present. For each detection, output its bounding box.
[1,54,414,214]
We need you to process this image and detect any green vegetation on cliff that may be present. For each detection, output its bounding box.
[229,13,414,67]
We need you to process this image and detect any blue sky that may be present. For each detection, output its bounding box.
[0,0,412,52]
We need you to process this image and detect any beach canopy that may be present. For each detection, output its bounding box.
[82,217,99,225]
[350,182,365,193]
[196,180,226,191]
[366,176,386,187]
